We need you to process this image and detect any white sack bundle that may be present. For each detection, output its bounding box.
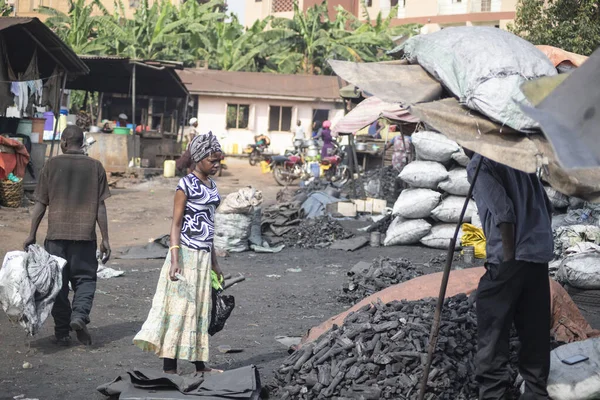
[452,149,470,167]
[420,224,463,250]
[385,218,432,246]
[392,188,442,219]
[399,161,448,189]
[431,196,478,223]
[411,131,460,163]
[438,168,470,196]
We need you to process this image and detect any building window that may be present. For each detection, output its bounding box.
[271,0,292,13]
[269,106,292,132]
[226,104,249,129]
[366,0,373,6]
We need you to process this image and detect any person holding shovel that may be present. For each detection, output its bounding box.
[467,152,553,400]
[133,131,225,375]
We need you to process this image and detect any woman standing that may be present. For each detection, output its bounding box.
[134,132,224,375]
[320,120,334,159]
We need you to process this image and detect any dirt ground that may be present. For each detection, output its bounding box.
[0,159,476,399]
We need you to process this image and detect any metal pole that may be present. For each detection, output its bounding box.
[96,92,104,126]
[417,155,484,400]
[348,134,357,198]
[49,72,67,158]
[131,64,137,165]
[379,121,390,199]
[180,94,189,143]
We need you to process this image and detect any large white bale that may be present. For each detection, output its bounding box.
[438,168,470,196]
[392,188,442,219]
[431,196,478,223]
[420,224,463,249]
[385,218,432,246]
[412,131,460,163]
[399,161,448,189]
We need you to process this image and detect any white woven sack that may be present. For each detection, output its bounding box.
[431,196,477,223]
[392,188,442,219]
[385,218,432,246]
[438,169,470,196]
[399,161,448,189]
[412,131,460,163]
[452,149,470,167]
[420,224,463,249]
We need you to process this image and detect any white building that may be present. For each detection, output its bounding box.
[177,69,345,155]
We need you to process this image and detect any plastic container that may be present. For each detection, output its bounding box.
[310,162,320,178]
[43,112,55,131]
[58,109,68,134]
[163,160,176,178]
[16,119,32,135]
[463,246,475,264]
[370,232,381,247]
[113,127,131,135]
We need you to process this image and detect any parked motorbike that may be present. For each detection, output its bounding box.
[269,142,350,187]
[82,134,96,156]
[245,135,271,166]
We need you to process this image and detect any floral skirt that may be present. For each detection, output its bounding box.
[133,246,212,361]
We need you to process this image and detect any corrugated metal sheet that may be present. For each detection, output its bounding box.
[0,17,88,77]
[67,58,188,98]
[178,69,342,101]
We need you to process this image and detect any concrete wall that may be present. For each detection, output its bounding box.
[195,94,344,155]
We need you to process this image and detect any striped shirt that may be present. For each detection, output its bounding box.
[176,174,221,251]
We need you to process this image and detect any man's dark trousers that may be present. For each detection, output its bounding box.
[475,260,551,400]
[45,240,98,337]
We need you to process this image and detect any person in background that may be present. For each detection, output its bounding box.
[134,132,225,375]
[118,114,128,127]
[466,152,553,400]
[186,118,199,146]
[368,120,382,139]
[385,127,412,172]
[320,120,334,159]
[294,120,305,143]
[24,125,111,346]
[101,121,113,134]
[311,121,322,140]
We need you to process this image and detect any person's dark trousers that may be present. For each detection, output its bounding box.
[45,240,98,338]
[475,260,551,400]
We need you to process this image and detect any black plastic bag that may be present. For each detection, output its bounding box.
[209,288,235,336]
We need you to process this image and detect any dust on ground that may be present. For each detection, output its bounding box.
[0,158,446,400]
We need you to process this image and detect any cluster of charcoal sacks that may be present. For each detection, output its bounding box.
[338,257,424,304]
[385,131,480,250]
[275,294,522,400]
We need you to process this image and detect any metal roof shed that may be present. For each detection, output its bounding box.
[0,17,89,79]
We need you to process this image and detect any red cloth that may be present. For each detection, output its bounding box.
[0,136,30,179]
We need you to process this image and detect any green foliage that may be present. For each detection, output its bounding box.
[509,0,600,56]
[0,0,13,16]
[40,0,420,74]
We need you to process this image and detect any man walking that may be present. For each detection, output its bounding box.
[467,153,553,400]
[25,125,111,346]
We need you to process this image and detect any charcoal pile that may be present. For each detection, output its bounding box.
[344,166,399,206]
[338,258,424,304]
[281,216,354,249]
[275,295,521,400]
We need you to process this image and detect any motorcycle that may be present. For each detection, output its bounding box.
[82,134,96,156]
[245,135,271,166]
[270,142,350,187]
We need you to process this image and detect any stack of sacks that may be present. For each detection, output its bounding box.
[385,131,478,249]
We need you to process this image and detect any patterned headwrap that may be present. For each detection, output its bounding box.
[189,131,222,163]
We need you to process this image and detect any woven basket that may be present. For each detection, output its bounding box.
[0,179,24,208]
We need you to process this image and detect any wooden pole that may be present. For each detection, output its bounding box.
[417,156,483,400]
[49,72,67,158]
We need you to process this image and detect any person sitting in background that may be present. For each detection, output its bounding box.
[101,122,113,134]
[186,118,199,145]
[368,120,382,139]
[118,114,128,127]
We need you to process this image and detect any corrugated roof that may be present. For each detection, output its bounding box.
[178,69,342,102]
[67,57,188,98]
[0,17,88,77]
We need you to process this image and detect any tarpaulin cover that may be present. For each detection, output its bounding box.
[97,365,261,399]
[332,96,418,134]
[409,98,600,201]
[328,59,442,105]
[299,268,596,347]
[520,47,600,171]
[401,27,557,132]
[536,45,588,68]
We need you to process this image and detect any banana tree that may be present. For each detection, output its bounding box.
[39,0,108,55]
